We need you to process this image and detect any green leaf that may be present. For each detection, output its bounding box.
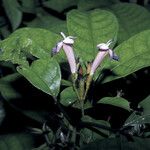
[125,95,150,125]
[0,133,35,150]
[25,9,68,33]
[80,116,110,144]
[60,87,77,106]
[17,58,61,97]
[80,136,150,150]
[42,0,78,12]
[20,0,36,13]
[2,0,22,30]
[22,110,49,123]
[61,79,72,86]
[0,27,60,66]
[109,3,150,44]
[139,95,150,114]
[78,0,119,11]
[98,97,130,111]
[0,73,21,100]
[67,9,118,62]
[101,30,150,83]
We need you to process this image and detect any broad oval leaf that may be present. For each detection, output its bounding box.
[109,3,150,44]
[17,58,61,97]
[0,133,34,150]
[101,30,150,83]
[0,28,60,66]
[2,0,22,30]
[60,87,77,106]
[67,9,118,62]
[98,97,130,111]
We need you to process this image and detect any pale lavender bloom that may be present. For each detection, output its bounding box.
[52,32,77,74]
[90,40,119,75]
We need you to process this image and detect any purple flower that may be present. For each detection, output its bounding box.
[52,32,77,74]
[90,40,119,75]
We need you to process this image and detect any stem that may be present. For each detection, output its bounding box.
[83,75,93,100]
[71,127,77,147]
[52,96,72,125]
[71,74,80,101]
[80,101,84,117]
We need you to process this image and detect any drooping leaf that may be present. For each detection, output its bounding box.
[101,30,150,83]
[0,73,21,100]
[0,133,35,150]
[60,87,77,106]
[17,58,61,97]
[67,9,118,62]
[109,3,150,44]
[2,0,22,30]
[78,0,119,11]
[42,0,78,12]
[0,28,60,66]
[97,97,130,111]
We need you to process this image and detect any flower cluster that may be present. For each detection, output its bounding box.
[52,32,119,76]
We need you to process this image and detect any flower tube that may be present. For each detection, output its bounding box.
[90,40,119,76]
[52,32,77,74]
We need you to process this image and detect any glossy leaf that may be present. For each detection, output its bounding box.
[60,87,77,106]
[109,3,150,44]
[0,133,34,150]
[98,97,130,111]
[101,30,150,83]
[0,28,60,66]
[2,0,22,30]
[78,0,119,11]
[67,9,118,62]
[17,58,61,97]
[42,0,78,12]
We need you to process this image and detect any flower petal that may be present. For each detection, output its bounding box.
[63,37,74,45]
[52,41,63,56]
[108,49,119,61]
